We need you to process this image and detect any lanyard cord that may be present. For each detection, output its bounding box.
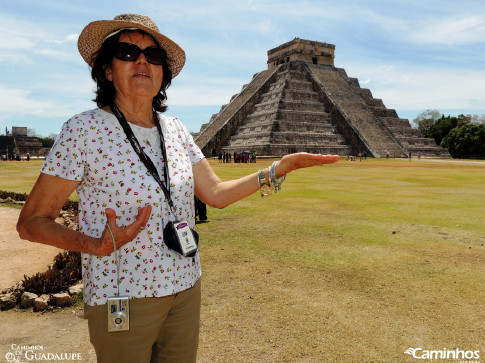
[105,223,121,296]
[110,103,175,213]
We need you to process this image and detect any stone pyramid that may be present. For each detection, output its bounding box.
[193,38,450,158]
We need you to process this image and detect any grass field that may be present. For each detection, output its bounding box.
[1,158,484,362]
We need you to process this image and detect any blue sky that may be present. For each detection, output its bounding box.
[1,0,484,136]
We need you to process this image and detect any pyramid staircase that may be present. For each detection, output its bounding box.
[220,62,352,156]
[194,39,450,158]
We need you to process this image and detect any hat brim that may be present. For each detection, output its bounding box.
[78,19,185,77]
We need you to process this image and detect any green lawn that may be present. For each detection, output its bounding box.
[1,158,484,362]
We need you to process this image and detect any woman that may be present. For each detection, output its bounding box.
[17,14,339,363]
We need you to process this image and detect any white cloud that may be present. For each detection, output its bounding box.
[0,85,56,116]
[48,33,79,44]
[170,75,250,106]
[0,82,92,121]
[345,62,485,111]
[0,36,34,49]
[411,15,485,45]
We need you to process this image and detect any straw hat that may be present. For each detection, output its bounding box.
[78,14,185,77]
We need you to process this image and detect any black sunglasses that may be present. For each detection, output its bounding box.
[115,42,167,65]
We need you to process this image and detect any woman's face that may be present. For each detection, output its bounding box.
[105,31,163,103]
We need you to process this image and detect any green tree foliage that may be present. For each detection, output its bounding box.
[39,135,56,148]
[441,124,485,159]
[27,128,56,148]
[424,114,469,146]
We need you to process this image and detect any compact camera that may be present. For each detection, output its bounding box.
[107,296,130,332]
[163,220,199,257]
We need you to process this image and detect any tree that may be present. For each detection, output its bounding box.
[423,114,470,146]
[39,134,57,148]
[412,109,441,133]
[441,124,485,159]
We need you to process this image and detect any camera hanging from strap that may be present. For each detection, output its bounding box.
[110,103,199,257]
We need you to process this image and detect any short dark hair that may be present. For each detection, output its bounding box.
[90,29,172,113]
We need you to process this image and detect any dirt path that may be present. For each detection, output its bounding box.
[0,206,96,361]
[0,206,63,291]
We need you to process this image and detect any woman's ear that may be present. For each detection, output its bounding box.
[105,66,113,82]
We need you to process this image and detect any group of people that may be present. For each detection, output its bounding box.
[1,153,28,161]
[16,13,339,362]
[218,151,256,164]
[346,151,367,162]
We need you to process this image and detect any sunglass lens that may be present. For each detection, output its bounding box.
[115,43,140,62]
[144,48,167,65]
[115,43,166,65]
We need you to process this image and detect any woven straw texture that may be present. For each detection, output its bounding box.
[78,14,185,77]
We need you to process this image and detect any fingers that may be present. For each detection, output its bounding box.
[322,154,340,164]
[91,206,152,256]
[279,153,340,174]
[121,205,153,236]
[136,205,152,226]
[105,207,117,225]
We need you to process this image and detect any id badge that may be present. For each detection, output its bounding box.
[174,221,198,256]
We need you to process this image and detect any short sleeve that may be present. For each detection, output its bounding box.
[175,119,205,165]
[41,116,87,181]
[161,115,205,166]
[183,127,204,166]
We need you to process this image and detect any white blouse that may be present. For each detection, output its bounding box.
[42,108,204,306]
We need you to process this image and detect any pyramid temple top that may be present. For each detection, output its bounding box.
[267,38,335,69]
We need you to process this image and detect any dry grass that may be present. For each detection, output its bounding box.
[1,158,485,362]
[196,158,485,362]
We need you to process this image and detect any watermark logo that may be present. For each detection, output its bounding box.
[404,347,480,361]
[5,344,82,362]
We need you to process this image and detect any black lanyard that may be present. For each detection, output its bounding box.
[110,103,175,212]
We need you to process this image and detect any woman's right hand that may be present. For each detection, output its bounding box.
[92,206,152,256]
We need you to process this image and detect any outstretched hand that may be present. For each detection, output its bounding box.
[276,153,340,177]
[92,205,152,256]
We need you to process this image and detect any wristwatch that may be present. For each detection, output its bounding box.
[258,169,272,197]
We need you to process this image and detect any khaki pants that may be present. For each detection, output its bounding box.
[84,279,201,363]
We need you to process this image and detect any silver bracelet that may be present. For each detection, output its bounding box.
[269,161,286,193]
[258,169,272,197]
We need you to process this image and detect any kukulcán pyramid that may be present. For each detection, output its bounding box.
[193,38,450,158]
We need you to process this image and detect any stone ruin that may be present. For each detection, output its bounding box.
[1,127,46,158]
[193,38,450,158]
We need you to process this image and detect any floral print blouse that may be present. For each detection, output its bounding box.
[42,108,204,306]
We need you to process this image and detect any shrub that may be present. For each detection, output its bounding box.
[22,251,82,295]
[0,189,78,212]
[441,124,485,159]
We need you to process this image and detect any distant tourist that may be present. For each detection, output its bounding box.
[16,13,340,363]
[194,196,207,222]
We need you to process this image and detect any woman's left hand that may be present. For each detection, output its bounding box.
[276,153,340,177]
